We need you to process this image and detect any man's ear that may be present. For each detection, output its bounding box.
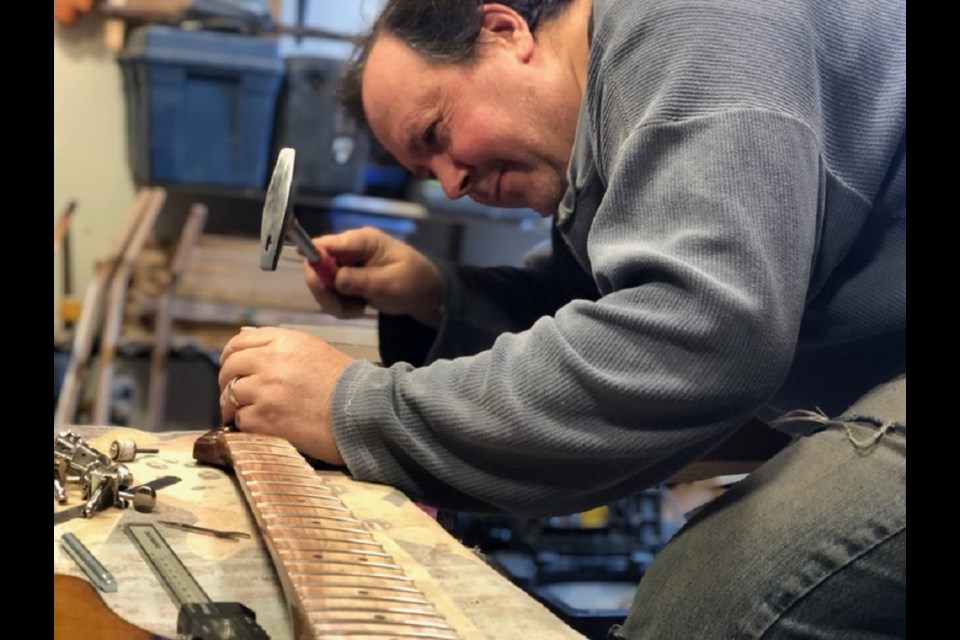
[477,3,535,61]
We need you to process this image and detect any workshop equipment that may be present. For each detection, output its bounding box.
[109,438,160,462]
[94,189,167,425]
[54,188,164,430]
[54,431,158,518]
[54,426,584,639]
[158,520,251,542]
[272,56,369,194]
[119,25,283,188]
[61,533,118,593]
[259,148,335,280]
[146,203,209,431]
[125,523,269,639]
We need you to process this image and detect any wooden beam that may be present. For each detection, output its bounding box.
[146,202,208,430]
[54,200,77,255]
[55,189,154,430]
[92,187,167,425]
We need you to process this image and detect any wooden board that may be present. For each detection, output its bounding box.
[175,236,323,313]
[55,189,159,430]
[53,425,585,640]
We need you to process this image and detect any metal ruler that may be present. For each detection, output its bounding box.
[125,523,269,639]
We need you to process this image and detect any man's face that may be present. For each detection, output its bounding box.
[362,33,578,216]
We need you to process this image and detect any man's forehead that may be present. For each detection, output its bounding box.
[362,34,427,104]
[363,36,442,157]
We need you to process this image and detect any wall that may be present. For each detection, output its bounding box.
[54,14,138,334]
[278,0,383,59]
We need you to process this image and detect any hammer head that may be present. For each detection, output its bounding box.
[260,148,296,271]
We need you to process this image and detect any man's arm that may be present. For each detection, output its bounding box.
[332,111,821,516]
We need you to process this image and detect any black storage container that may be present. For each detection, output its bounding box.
[272,56,369,194]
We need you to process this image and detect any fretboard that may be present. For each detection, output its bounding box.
[213,431,460,640]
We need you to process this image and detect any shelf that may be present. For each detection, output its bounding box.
[155,182,547,229]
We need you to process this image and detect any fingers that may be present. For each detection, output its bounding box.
[315,226,390,265]
[302,261,369,318]
[219,373,257,427]
[214,328,353,466]
[222,396,264,435]
[219,326,280,368]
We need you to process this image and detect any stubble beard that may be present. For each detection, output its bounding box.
[531,173,568,218]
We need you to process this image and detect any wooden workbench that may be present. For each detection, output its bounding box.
[53,425,585,639]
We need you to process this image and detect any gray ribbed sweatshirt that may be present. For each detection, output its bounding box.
[332,0,906,516]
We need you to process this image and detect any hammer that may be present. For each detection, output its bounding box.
[259,148,339,287]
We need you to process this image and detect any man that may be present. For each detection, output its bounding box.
[219,0,906,636]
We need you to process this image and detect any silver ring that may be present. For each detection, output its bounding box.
[227,376,242,409]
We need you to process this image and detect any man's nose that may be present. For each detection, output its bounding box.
[433,158,471,199]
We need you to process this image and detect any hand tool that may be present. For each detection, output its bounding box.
[110,438,160,462]
[125,523,268,639]
[61,532,118,593]
[158,520,252,542]
[260,148,337,282]
[55,476,180,526]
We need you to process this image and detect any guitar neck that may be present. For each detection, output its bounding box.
[194,430,460,640]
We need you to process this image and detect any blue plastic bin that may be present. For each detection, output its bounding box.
[328,211,417,241]
[119,26,284,188]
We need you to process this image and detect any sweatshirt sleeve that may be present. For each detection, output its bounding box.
[332,109,821,516]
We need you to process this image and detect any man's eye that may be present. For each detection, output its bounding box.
[423,121,439,146]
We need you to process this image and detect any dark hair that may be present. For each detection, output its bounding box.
[336,0,574,127]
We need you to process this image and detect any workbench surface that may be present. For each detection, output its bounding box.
[53,425,584,639]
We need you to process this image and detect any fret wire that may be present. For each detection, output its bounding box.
[276,546,391,558]
[247,488,341,501]
[270,535,380,547]
[237,462,315,472]
[260,521,370,535]
[229,450,304,461]
[289,569,413,582]
[239,470,321,481]
[253,500,349,511]
[222,434,462,639]
[295,581,424,595]
[309,617,453,630]
[300,604,443,618]
[245,480,337,491]
[260,512,363,524]
[300,593,432,606]
[227,444,303,454]
[306,627,457,640]
[279,557,404,572]
[307,605,449,628]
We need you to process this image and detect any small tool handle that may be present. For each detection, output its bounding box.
[288,219,366,308]
[307,250,340,290]
[287,219,338,287]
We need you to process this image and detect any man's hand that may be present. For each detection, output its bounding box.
[218,327,356,465]
[303,226,444,328]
